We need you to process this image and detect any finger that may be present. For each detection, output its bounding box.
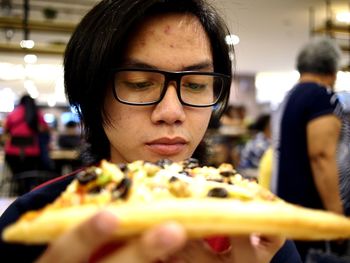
[99,222,187,263]
[249,234,285,263]
[36,210,118,263]
[250,234,285,249]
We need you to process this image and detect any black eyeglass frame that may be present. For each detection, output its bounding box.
[110,68,231,107]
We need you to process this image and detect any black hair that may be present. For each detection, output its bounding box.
[64,0,234,163]
[248,114,271,132]
[65,120,78,128]
[19,94,39,132]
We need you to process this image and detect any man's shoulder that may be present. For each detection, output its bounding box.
[32,168,82,192]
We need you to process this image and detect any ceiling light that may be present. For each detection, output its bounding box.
[225,34,240,45]
[47,97,56,107]
[24,54,38,64]
[336,12,350,24]
[0,63,25,80]
[20,40,35,49]
[0,88,16,112]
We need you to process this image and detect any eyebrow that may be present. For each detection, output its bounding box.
[120,59,214,71]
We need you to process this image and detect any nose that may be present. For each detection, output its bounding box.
[151,83,186,124]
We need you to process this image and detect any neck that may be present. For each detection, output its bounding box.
[299,73,335,89]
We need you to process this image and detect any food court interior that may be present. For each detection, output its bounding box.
[0,0,349,213]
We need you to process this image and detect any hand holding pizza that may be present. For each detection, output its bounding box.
[165,235,284,263]
[36,210,284,263]
[36,211,187,263]
[5,159,350,263]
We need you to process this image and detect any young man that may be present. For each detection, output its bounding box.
[0,0,301,262]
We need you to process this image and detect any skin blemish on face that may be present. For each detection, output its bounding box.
[164,25,171,34]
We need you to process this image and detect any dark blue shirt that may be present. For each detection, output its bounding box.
[276,82,338,209]
[0,173,301,262]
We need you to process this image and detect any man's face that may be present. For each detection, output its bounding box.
[103,13,214,164]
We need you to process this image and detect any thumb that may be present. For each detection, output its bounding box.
[98,222,187,263]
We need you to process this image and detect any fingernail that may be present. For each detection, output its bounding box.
[93,211,118,234]
[250,234,261,246]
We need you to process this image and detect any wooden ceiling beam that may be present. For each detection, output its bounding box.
[0,16,76,33]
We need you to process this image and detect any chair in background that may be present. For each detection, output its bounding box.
[5,135,58,196]
[57,134,81,149]
[10,170,58,196]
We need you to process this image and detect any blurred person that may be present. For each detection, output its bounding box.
[57,120,82,149]
[335,91,350,217]
[219,105,249,168]
[220,104,247,129]
[0,0,301,262]
[271,37,345,261]
[258,146,273,190]
[239,113,271,171]
[3,94,50,175]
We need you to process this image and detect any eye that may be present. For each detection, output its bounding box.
[123,81,155,90]
[183,82,207,92]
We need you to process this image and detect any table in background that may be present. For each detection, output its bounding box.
[49,149,81,175]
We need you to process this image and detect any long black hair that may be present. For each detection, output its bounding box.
[19,94,39,132]
[64,0,234,163]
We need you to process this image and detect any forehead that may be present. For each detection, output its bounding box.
[122,13,213,70]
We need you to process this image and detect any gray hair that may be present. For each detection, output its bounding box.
[296,37,342,75]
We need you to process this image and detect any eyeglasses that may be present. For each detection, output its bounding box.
[110,68,230,107]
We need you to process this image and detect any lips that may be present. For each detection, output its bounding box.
[146,137,188,156]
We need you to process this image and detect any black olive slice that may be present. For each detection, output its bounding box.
[156,159,173,168]
[183,158,199,169]
[169,176,179,182]
[89,185,102,194]
[178,170,190,177]
[112,178,132,199]
[207,187,228,198]
[117,163,128,172]
[76,170,98,185]
[220,170,236,177]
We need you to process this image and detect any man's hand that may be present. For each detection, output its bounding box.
[164,234,285,263]
[36,210,284,263]
[36,211,187,263]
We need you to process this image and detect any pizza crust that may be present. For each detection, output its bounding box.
[4,198,350,244]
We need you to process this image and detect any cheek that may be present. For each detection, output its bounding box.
[104,105,134,136]
[189,109,211,138]
[103,96,127,140]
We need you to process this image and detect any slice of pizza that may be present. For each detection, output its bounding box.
[3,158,350,244]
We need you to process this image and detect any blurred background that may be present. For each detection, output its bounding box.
[0,0,349,197]
[0,0,348,121]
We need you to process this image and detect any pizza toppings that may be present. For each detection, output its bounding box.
[65,158,278,205]
[207,187,229,198]
[76,169,98,185]
[112,178,132,200]
[156,159,173,168]
[6,158,350,244]
[13,159,280,221]
[182,158,200,169]
[220,170,236,178]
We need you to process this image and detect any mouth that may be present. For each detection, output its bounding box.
[146,137,188,156]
